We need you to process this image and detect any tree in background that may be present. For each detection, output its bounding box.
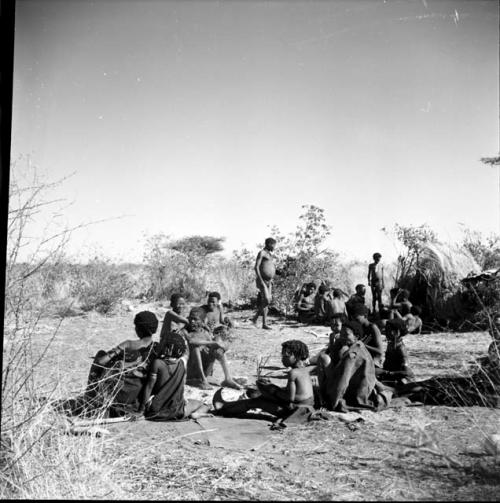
[266,205,347,316]
[143,234,225,300]
[462,228,500,271]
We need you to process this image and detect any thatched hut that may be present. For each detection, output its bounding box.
[396,242,481,324]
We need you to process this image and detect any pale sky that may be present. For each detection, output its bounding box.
[10,0,499,263]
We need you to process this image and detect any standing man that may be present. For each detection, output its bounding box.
[252,237,277,330]
[368,252,385,314]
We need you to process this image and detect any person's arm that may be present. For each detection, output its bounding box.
[381,265,385,289]
[185,331,223,349]
[140,360,161,412]
[169,311,189,326]
[218,306,225,325]
[286,372,297,404]
[367,264,372,286]
[95,341,127,366]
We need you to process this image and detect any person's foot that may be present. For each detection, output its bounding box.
[221,379,241,390]
[251,316,258,326]
[212,388,226,410]
[197,380,213,390]
[262,324,272,330]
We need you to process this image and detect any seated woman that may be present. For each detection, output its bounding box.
[296,282,317,323]
[390,288,412,318]
[72,311,160,418]
[181,307,240,390]
[320,321,392,412]
[141,332,211,421]
[350,303,384,369]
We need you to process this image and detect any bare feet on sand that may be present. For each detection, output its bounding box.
[262,324,272,330]
[221,379,241,390]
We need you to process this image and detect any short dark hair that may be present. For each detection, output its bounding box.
[162,332,187,359]
[332,288,342,298]
[399,288,410,300]
[207,291,221,301]
[355,284,365,292]
[189,307,206,321]
[373,252,382,260]
[281,339,309,361]
[386,318,406,333]
[265,237,277,247]
[170,293,184,305]
[410,305,422,316]
[342,320,363,338]
[379,307,392,320]
[134,311,159,338]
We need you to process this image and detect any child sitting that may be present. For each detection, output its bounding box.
[378,318,414,387]
[181,307,240,390]
[330,288,348,317]
[158,293,189,356]
[296,282,317,323]
[141,332,211,420]
[201,291,234,332]
[212,340,314,419]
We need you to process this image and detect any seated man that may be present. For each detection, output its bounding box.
[330,288,348,317]
[377,318,414,387]
[181,307,240,390]
[158,293,189,356]
[296,282,317,323]
[201,291,234,332]
[212,339,314,419]
[141,332,211,420]
[320,321,392,412]
[346,284,368,319]
[314,284,333,325]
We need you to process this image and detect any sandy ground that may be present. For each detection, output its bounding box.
[28,303,500,500]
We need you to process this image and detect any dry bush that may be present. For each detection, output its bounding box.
[2,159,124,498]
[70,257,134,314]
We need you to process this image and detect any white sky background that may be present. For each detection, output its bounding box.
[10,0,499,264]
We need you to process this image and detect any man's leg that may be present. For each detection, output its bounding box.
[216,352,241,390]
[191,347,212,390]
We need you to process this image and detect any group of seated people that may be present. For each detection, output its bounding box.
[63,285,499,423]
[295,281,423,335]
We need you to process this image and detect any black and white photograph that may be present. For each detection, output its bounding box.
[2,0,500,499]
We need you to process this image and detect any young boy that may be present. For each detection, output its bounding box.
[181,307,240,390]
[141,332,211,420]
[368,253,385,313]
[253,237,277,330]
[296,282,317,323]
[212,340,314,419]
[201,291,233,331]
[158,293,189,356]
[378,318,414,387]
